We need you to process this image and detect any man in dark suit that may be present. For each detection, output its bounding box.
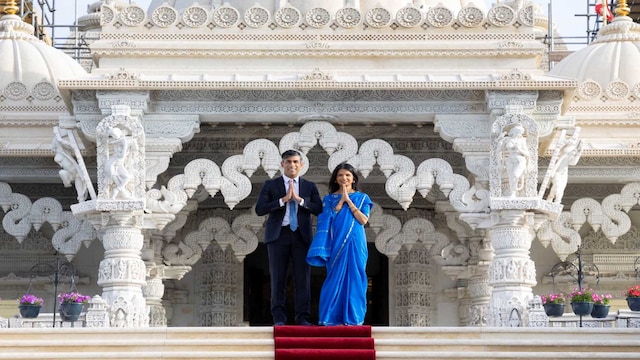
[256,149,322,326]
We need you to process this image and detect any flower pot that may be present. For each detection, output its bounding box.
[591,304,610,318]
[19,304,41,318]
[59,302,84,322]
[627,297,640,311]
[543,303,565,317]
[571,301,594,316]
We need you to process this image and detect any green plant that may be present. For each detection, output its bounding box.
[569,288,594,303]
[540,292,565,305]
[18,294,43,306]
[58,292,90,304]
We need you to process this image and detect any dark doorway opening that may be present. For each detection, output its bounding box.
[244,242,388,326]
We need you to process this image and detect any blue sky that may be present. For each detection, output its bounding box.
[57,0,589,50]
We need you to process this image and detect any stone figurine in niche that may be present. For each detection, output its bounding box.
[53,127,88,202]
[496,124,530,197]
[105,127,135,199]
[546,130,582,204]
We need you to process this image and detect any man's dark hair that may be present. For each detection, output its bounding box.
[281,149,302,160]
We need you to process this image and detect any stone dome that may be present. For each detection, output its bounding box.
[550,16,640,102]
[0,13,87,104]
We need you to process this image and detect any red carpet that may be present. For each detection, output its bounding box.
[274,325,375,360]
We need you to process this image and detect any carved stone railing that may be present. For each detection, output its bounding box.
[0,295,110,328]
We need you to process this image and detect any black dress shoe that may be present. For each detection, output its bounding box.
[297,320,315,326]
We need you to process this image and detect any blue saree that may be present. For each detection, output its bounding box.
[306,191,373,326]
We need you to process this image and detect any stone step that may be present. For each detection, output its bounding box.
[0,326,638,359]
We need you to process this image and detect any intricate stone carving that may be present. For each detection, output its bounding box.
[301,68,333,81]
[244,5,270,28]
[578,80,602,100]
[605,80,630,100]
[53,127,93,203]
[96,105,145,201]
[32,81,56,100]
[487,5,515,27]
[458,6,485,28]
[4,82,27,100]
[426,6,453,28]
[491,110,539,199]
[392,243,433,326]
[118,5,146,27]
[518,5,535,27]
[335,7,361,29]
[0,182,68,243]
[213,6,240,28]
[486,211,536,327]
[52,212,96,261]
[274,7,301,28]
[85,295,111,328]
[100,4,115,25]
[395,6,422,28]
[305,7,331,28]
[182,5,209,28]
[151,6,178,28]
[365,7,391,28]
[541,129,583,204]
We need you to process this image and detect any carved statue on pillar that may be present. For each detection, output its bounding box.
[544,129,582,204]
[496,124,530,198]
[105,127,136,200]
[52,127,92,203]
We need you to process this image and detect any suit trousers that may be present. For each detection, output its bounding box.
[267,225,311,324]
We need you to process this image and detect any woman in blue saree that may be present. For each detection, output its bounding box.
[307,163,372,326]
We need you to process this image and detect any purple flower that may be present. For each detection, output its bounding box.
[19,294,44,306]
[58,292,91,304]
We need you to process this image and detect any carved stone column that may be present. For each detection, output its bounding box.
[71,105,149,327]
[393,243,433,326]
[198,243,244,326]
[486,210,537,326]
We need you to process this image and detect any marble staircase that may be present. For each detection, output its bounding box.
[1,326,640,359]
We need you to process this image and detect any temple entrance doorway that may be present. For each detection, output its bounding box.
[244,243,388,326]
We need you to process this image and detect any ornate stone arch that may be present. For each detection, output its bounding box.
[537,182,640,260]
[0,182,95,261]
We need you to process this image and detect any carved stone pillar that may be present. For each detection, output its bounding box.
[198,243,244,326]
[486,210,537,326]
[96,220,148,327]
[467,233,494,326]
[71,105,149,327]
[393,243,433,326]
[144,276,166,327]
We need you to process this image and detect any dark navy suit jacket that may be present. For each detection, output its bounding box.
[255,176,322,245]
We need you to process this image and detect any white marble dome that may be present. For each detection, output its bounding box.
[550,16,640,102]
[0,14,87,103]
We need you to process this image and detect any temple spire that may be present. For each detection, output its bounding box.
[615,0,631,17]
[0,0,19,16]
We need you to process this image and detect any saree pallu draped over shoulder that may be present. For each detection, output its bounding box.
[307,191,373,326]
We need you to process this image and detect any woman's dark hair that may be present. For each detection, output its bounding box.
[328,163,360,193]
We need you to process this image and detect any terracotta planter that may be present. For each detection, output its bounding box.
[19,304,41,318]
[543,303,565,317]
[571,301,594,316]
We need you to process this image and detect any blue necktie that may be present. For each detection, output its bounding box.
[289,179,298,231]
